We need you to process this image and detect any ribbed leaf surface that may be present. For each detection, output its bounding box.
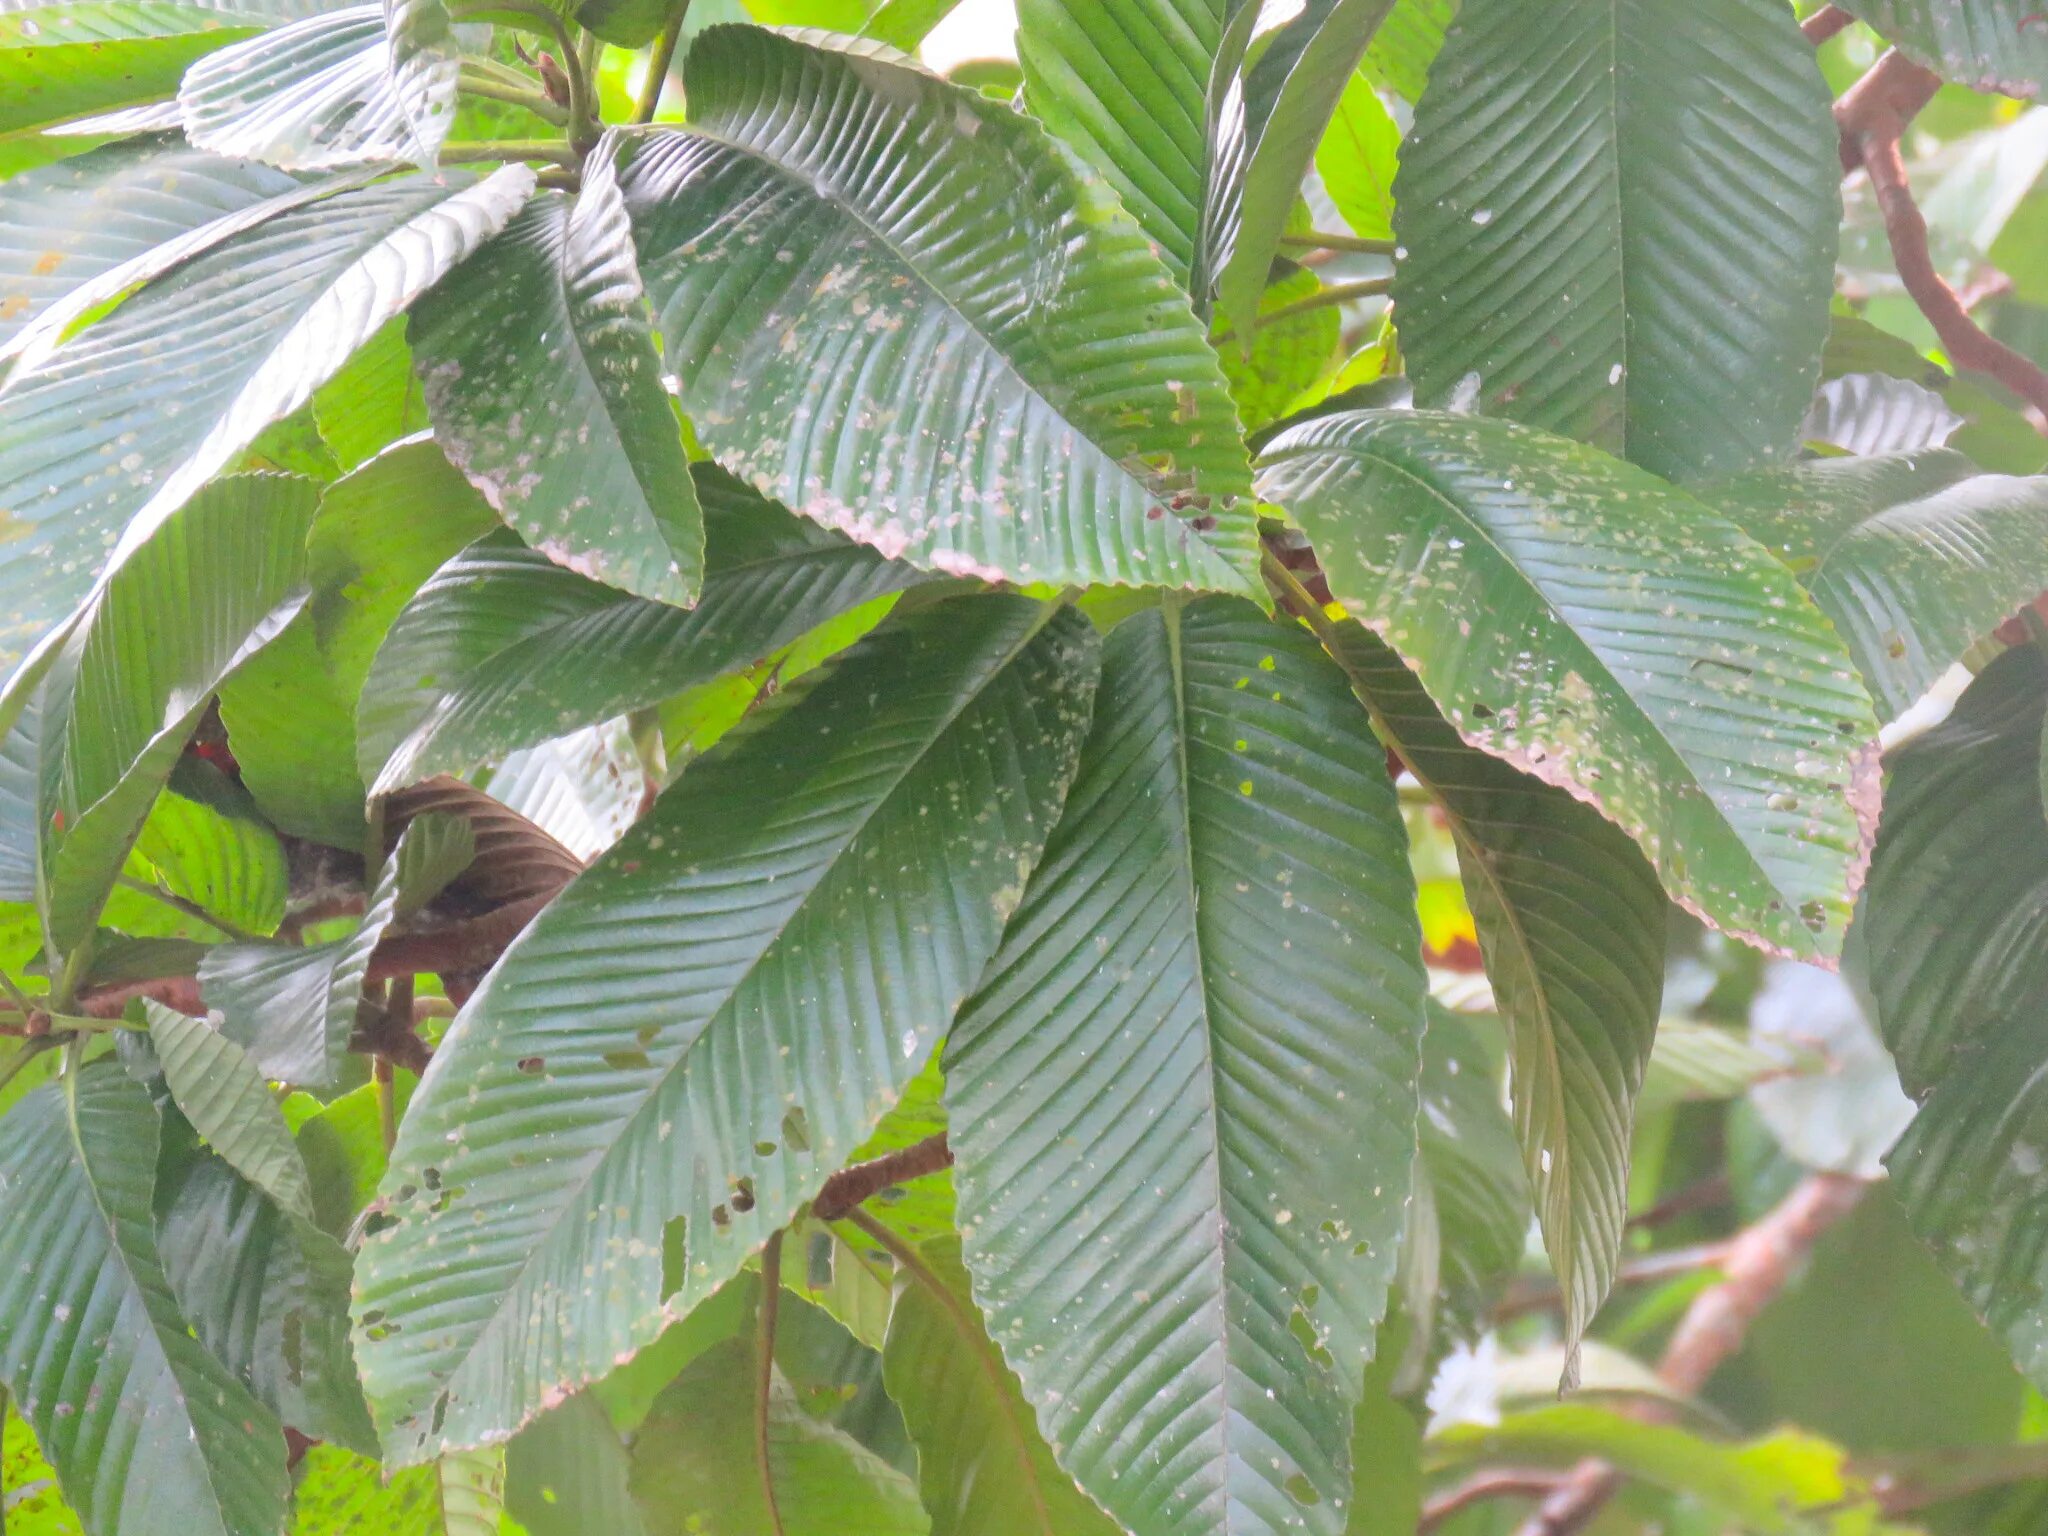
[0,166,531,675]
[150,1001,316,1221]
[41,473,317,954]
[1856,0,2048,97]
[1801,372,1964,458]
[946,599,1426,1536]
[180,2,459,170]
[1258,410,1880,962]
[1391,0,1839,482]
[1319,624,1659,1360]
[0,1068,289,1536]
[132,786,290,936]
[622,25,1255,594]
[414,136,701,606]
[358,466,932,792]
[1417,1006,1529,1341]
[1705,449,2048,723]
[1863,645,2048,1393]
[352,596,1098,1461]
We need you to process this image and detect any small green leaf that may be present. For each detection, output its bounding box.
[149,1001,317,1221]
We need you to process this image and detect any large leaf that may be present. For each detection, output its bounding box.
[629,1334,929,1535]
[0,165,531,676]
[180,2,459,170]
[1416,1006,1530,1342]
[945,599,1427,1536]
[352,595,1099,1461]
[1855,0,2048,98]
[357,465,931,792]
[1705,449,2048,723]
[1015,0,1245,292]
[1257,410,1881,963]
[217,438,496,847]
[414,134,701,607]
[623,25,1256,595]
[881,1235,1119,1536]
[132,782,290,936]
[41,473,318,954]
[149,1000,316,1221]
[1391,0,1840,482]
[0,1067,289,1536]
[1862,644,2048,1394]
[505,1394,645,1536]
[1317,622,1659,1359]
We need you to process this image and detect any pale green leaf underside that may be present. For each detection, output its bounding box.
[353,595,1098,1462]
[1392,0,1840,483]
[0,167,531,676]
[150,1001,318,1221]
[947,599,1427,1536]
[0,1069,289,1536]
[1705,448,2048,723]
[1855,0,2048,98]
[1258,409,1879,962]
[624,25,1256,595]
[1322,625,1660,1356]
[415,134,703,607]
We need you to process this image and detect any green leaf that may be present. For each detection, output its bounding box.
[357,465,932,792]
[132,784,290,937]
[414,134,701,607]
[149,1000,316,1221]
[41,473,318,954]
[1705,448,2048,723]
[1821,312,2048,477]
[505,1395,645,1536]
[1355,0,1449,101]
[624,25,1256,595]
[1220,263,1341,432]
[1416,1006,1531,1342]
[1216,0,1398,342]
[156,1135,379,1454]
[353,595,1099,1461]
[1801,372,1966,457]
[1641,1017,1788,1109]
[0,1067,289,1536]
[1391,0,1840,482]
[217,438,498,847]
[436,1448,511,1536]
[4,1400,86,1535]
[1014,0,1246,291]
[289,1444,513,1534]
[311,318,429,470]
[945,599,1427,1536]
[1258,410,1881,962]
[1315,68,1398,243]
[1311,623,1659,1359]
[179,2,459,171]
[628,1334,929,1536]
[0,165,531,676]
[1855,0,2048,98]
[294,1076,413,1236]
[1863,644,2048,1395]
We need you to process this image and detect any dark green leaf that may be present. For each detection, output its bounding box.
[505,1394,645,1536]
[149,1000,316,1220]
[1855,0,2048,98]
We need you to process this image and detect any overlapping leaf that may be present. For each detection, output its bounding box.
[180,1,460,170]
[1317,622,1660,1360]
[414,134,701,606]
[505,1395,645,1536]
[358,466,933,792]
[149,1001,316,1220]
[1801,372,1965,458]
[946,599,1426,1536]
[132,778,291,936]
[1862,644,2048,1392]
[1416,1006,1530,1342]
[1705,448,2048,722]
[352,596,1098,1461]
[1855,0,2048,98]
[0,166,531,676]
[0,1067,290,1536]
[1258,410,1880,962]
[622,25,1255,594]
[1392,0,1840,482]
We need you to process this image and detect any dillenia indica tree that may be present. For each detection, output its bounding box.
[5,0,2048,1530]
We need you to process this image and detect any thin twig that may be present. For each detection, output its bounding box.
[438,139,580,169]
[1626,1173,1732,1232]
[0,966,36,1017]
[0,1038,54,1098]
[756,1231,787,1536]
[636,0,691,123]
[1421,1470,1569,1533]
[1800,5,1855,45]
[811,1134,954,1221]
[1259,276,1394,329]
[1279,230,1398,257]
[456,69,570,125]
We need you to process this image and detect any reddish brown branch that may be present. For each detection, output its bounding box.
[1511,1174,1867,1536]
[1801,5,1855,45]
[810,1133,954,1221]
[1421,1470,1568,1532]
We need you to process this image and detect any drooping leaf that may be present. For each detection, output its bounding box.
[357,466,933,792]
[1854,0,2048,98]
[1312,621,1659,1367]
[505,1394,645,1536]
[352,596,1099,1461]
[1705,449,2048,723]
[415,133,702,607]
[149,1000,317,1221]
[41,473,318,954]
[1258,409,1881,962]
[179,2,460,171]
[217,438,497,846]
[623,25,1256,595]
[628,1334,929,1536]
[0,1067,290,1536]
[1863,644,2048,1395]
[946,599,1427,1536]
[155,1134,379,1454]
[1391,0,1840,482]
[0,166,531,675]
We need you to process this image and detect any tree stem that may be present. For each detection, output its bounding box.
[456,69,570,125]
[811,1133,953,1220]
[439,139,580,169]
[1259,276,1394,329]
[635,0,692,124]
[1279,230,1397,257]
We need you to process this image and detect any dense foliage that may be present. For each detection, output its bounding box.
[4,0,2048,1533]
